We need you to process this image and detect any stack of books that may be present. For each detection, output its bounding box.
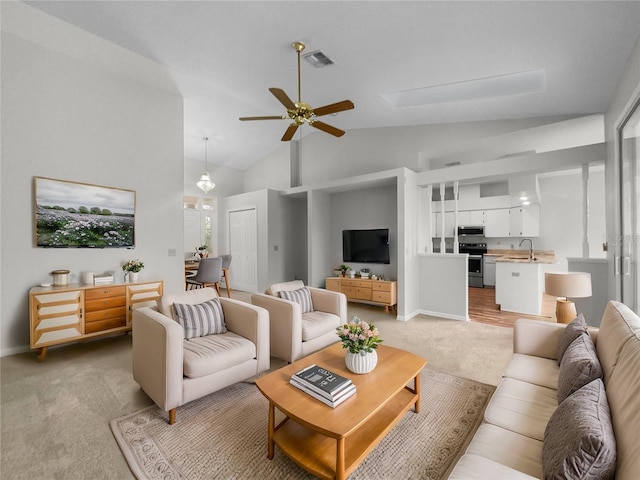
[290,364,356,408]
[93,273,114,285]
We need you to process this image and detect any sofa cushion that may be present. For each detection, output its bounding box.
[279,287,314,314]
[557,333,603,403]
[556,313,587,365]
[267,280,305,296]
[182,332,256,378]
[301,310,341,341]
[484,377,557,441]
[173,298,227,340]
[448,454,539,480]
[157,287,217,320]
[503,353,559,390]
[603,328,640,479]
[465,423,543,479]
[596,300,640,382]
[542,379,616,480]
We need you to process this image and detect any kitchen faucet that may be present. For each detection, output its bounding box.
[519,238,534,261]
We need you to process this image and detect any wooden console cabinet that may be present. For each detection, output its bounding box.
[29,280,163,361]
[326,277,397,312]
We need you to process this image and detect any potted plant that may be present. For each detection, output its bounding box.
[122,259,144,283]
[197,245,209,259]
[336,316,383,374]
[338,264,351,277]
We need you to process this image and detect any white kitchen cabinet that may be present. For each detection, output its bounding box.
[458,210,485,226]
[485,208,510,237]
[510,205,540,237]
[468,210,485,225]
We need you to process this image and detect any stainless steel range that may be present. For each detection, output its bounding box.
[459,242,487,288]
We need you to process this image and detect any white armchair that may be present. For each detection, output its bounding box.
[132,288,269,424]
[251,280,347,363]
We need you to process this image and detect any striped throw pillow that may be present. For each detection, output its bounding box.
[279,287,314,314]
[172,298,227,339]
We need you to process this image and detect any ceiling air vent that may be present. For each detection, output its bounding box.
[303,50,335,68]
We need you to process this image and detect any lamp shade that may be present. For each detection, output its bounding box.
[544,272,592,298]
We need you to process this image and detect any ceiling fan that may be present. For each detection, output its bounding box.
[239,42,354,141]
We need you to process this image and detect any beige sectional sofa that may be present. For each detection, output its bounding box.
[449,301,640,479]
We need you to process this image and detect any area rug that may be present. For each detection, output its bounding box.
[110,368,494,480]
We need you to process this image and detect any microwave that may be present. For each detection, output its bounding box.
[457,225,485,236]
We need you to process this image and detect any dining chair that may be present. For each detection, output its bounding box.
[219,254,232,297]
[185,257,223,295]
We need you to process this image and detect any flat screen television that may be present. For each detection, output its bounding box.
[342,228,390,264]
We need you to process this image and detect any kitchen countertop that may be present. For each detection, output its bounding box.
[488,249,557,264]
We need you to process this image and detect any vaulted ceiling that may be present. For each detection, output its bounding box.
[25,1,640,170]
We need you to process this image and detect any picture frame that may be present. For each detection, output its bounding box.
[34,176,136,248]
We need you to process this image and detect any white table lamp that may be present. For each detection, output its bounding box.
[544,272,592,324]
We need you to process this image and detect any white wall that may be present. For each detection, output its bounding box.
[418,254,469,321]
[0,3,185,354]
[243,117,576,191]
[329,186,398,282]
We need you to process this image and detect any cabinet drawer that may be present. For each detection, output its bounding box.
[84,317,127,334]
[342,279,357,287]
[355,288,372,300]
[372,291,391,304]
[342,286,356,298]
[85,306,126,323]
[372,282,390,292]
[325,278,341,292]
[85,286,126,300]
[353,280,371,288]
[85,296,126,312]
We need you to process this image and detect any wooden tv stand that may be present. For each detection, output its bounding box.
[326,276,397,312]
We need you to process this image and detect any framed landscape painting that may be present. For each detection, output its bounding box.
[34,177,136,248]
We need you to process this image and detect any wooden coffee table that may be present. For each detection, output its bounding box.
[255,343,427,480]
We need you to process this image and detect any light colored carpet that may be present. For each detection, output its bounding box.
[110,367,494,480]
[0,291,513,479]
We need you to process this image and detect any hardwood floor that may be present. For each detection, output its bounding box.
[469,286,557,328]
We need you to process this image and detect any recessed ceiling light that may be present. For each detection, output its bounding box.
[380,69,546,107]
[520,196,528,201]
[522,201,531,206]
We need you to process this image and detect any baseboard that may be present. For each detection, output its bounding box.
[417,309,470,322]
[1,344,30,357]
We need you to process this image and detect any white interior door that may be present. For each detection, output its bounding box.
[619,98,640,311]
[229,208,257,292]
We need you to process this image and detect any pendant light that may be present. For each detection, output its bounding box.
[197,137,215,193]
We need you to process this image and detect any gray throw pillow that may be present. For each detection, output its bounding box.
[279,287,314,314]
[556,313,588,365]
[542,379,616,480]
[557,332,603,403]
[173,298,227,339]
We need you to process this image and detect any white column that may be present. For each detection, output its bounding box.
[453,181,459,254]
[426,185,433,253]
[440,183,446,254]
[582,164,590,258]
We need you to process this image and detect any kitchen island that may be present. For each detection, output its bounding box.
[494,252,557,316]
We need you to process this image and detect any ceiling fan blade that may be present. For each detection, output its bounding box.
[281,124,299,141]
[310,120,345,137]
[239,115,285,121]
[313,100,355,117]
[269,88,296,110]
